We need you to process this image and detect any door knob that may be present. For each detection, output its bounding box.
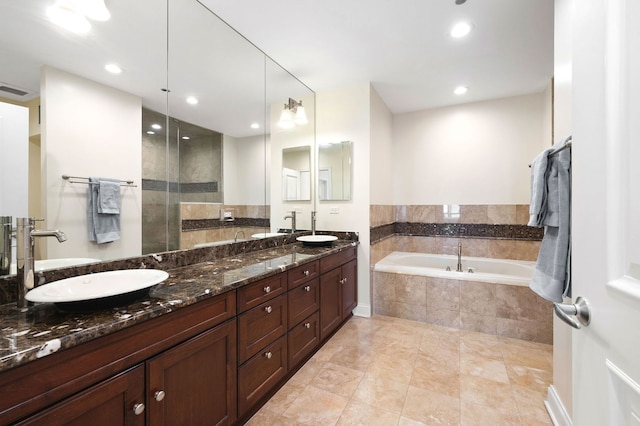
[553,296,591,329]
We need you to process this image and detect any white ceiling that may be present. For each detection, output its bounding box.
[0,0,553,137]
[200,0,554,114]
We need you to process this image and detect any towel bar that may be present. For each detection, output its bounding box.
[62,175,137,187]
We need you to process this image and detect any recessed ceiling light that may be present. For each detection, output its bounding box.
[450,22,472,39]
[454,86,469,95]
[250,123,259,129]
[151,123,162,130]
[186,96,198,105]
[182,136,190,140]
[146,131,155,135]
[105,63,122,74]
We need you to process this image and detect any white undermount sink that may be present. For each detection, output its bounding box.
[9,257,101,275]
[25,269,169,309]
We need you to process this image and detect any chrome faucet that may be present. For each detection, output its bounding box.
[0,216,12,276]
[456,241,463,272]
[234,230,246,242]
[311,211,317,235]
[16,218,66,309]
[284,211,296,234]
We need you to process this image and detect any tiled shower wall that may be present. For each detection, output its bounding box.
[369,204,551,343]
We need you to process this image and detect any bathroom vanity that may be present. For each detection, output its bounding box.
[0,242,357,425]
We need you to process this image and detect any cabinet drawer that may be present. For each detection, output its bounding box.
[238,336,287,417]
[238,295,287,364]
[287,278,319,329]
[287,260,319,289]
[288,312,320,369]
[237,274,286,313]
[320,246,357,273]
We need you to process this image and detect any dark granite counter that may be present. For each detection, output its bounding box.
[0,240,358,373]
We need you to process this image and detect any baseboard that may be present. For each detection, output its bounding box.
[353,304,371,317]
[545,385,572,426]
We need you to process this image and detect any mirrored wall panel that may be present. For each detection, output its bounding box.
[318,141,352,201]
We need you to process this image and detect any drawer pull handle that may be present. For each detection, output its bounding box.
[340,278,346,284]
[304,270,310,276]
[265,306,273,314]
[264,351,272,359]
[304,322,311,329]
[304,285,311,292]
[133,403,145,415]
[264,286,271,293]
[154,390,166,402]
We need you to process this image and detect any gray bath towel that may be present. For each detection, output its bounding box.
[529,142,571,303]
[88,177,121,244]
[97,179,121,214]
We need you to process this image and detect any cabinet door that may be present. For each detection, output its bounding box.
[341,259,358,319]
[288,312,320,369]
[18,366,145,426]
[147,320,237,426]
[320,267,342,341]
[287,277,320,328]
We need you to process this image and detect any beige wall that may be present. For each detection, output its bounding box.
[392,92,548,205]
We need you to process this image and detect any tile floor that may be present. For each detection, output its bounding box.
[246,315,553,425]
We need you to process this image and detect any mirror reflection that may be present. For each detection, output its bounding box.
[0,0,316,277]
[282,146,311,201]
[318,141,352,201]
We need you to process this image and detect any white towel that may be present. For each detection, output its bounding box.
[528,140,571,302]
[88,177,121,244]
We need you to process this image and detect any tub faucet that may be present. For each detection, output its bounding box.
[311,211,317,235]
[234,230,246,242]
[456,241,463,272]
[16,218,66,309]
[284,211,296,234]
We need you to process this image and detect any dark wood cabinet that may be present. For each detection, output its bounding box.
[18,365,145,426]
[147,320,237,426]
[320,248,358,341]
[3,246,357,425]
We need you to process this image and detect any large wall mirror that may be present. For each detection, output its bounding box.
[0,0,315,277]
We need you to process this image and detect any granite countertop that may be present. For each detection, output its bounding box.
[0,240,357,373]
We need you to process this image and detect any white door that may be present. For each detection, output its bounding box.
[571,0,640,424]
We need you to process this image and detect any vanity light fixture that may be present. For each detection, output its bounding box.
[186,96,198,105]
[278,98,307,129]
[454,85,469,95]
[47,0,110,34]
[450,21,472,38]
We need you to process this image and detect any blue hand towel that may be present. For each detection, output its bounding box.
[88,177,121,244]
[529,142,571,303]
[97,179,121,214]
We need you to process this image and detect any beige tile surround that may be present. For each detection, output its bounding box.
[369,205,549,344]
[179,203,270,249]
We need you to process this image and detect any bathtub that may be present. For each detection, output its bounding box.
[373,251,535,286]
